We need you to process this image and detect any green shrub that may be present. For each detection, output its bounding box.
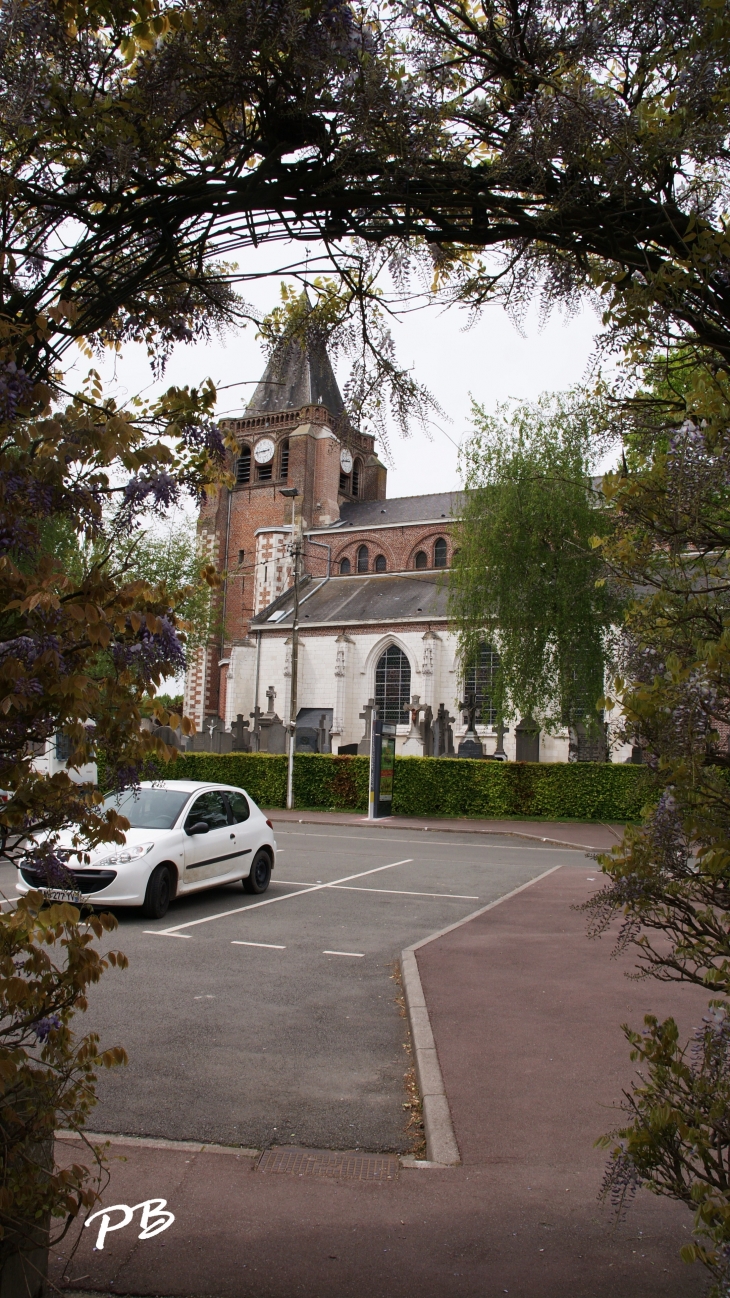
[160,751,648,821]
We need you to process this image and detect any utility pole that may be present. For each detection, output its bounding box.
[280,487,300,810]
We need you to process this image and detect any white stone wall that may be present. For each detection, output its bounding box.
[223,624,588,761]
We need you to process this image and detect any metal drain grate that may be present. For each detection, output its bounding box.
[257,1146,399,1181]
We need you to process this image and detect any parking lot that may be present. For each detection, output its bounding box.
[17,823,591,1152]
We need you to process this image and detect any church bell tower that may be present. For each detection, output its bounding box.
[184,323,386,729]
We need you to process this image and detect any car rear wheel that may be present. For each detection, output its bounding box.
[142,864,172,919]
[243,851,271,895]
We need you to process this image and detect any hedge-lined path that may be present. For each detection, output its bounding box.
[53,864,703,1298]
[268,808,625,852]
[77,826,585,1152]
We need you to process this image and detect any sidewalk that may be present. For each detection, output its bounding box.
[268,807,625,852]
[52,866,704,1298]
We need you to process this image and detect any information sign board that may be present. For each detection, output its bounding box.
[369,718,397,819]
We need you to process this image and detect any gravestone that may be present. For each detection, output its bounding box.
[295,708,333,754]
[249,705,262,752]
[231,714,251,752]
[357,699,377,756]
[457,692,484,759]
[402,695,425,756]
[457,733,484,759]
[420,703,433,756]
[490,720,508,760]
[152,724,181,750]
[432,703,455,757]
[568,722,608,763]
[258,712,287,754]
[515,717,540,762]
[189,715,234,753]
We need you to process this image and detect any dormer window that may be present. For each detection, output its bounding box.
[236,447,251,484]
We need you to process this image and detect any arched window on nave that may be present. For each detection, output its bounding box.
[463,642,501,728]
[375,645,411,724]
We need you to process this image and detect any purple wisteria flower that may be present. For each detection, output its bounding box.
[122,472,180,512]
[0,362,33,422]
[111,613,186,683]
[32,1014,61,1042]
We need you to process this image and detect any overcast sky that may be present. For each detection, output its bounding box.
[75,247,608,503]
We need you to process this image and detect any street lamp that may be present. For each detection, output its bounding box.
[280,487,300,810]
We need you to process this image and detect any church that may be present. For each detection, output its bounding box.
[183,329,595,763]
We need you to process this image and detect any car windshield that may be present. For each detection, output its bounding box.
[102,788,190,830]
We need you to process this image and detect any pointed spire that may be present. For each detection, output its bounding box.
[246,299,345,418]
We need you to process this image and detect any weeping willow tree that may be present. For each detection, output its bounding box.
[450,391,620,738]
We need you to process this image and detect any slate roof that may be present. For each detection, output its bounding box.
[315,491,463,532]
[252,572,449,628]
[246,334,345,417]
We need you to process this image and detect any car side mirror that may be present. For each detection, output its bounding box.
[186,821,209,836]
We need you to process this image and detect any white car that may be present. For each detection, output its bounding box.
[16,781,277,920]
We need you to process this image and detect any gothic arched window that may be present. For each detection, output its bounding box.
[375,645,411,724]
[236,447,251,484]
[357,545,369,573]
[414,550,427,569]
[375,554,387,572]
[340,557,351,575]
[352,458,362,497]
[434,537,447,568]
[463,641,501,728]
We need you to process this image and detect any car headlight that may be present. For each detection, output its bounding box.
[96,843,155,867]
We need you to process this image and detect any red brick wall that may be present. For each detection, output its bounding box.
[194,408,449,720]
[304,524,455,579]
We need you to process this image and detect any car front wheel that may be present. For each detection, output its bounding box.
[243,851,271,895]
[142,864,173,919]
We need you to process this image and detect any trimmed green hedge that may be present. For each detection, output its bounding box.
[389,755,648,821]
[159,751,649,822]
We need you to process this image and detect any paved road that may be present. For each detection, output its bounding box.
[36,824,590,1151]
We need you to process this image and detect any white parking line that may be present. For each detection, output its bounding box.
[332,885,480,901]
[323,950,364,958]
[147,859,414,937]
[275,880,479,900]
[231,940,286,950]
[275,831,590,853]
[143,931,191,939]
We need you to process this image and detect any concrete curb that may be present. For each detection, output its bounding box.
[400,948,461,1167]
[55,1130,260,1158]
[400,863,564,1167]
[268,811,623,853]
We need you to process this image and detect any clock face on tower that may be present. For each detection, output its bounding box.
[254,437,275,465]
[339,447,353,474]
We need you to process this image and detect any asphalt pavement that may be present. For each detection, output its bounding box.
[52,862,705,1298]
[70,822,586,1151]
